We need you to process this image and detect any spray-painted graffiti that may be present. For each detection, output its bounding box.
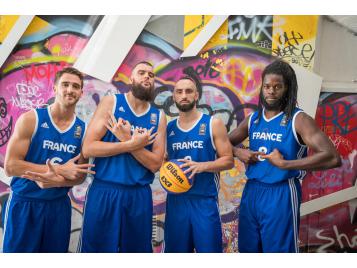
[272,15,318,70]
[300,93,357,252]
[272,31,315,68]
[227,15,273,49]
[3,15,349,253]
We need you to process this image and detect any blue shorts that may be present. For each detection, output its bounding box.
[164,194,222,253]
[78,179,153,253]
[238,178,301,253]
[2,192,71,253]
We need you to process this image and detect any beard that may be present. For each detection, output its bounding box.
[175,100,196,112]
[131,81,154,102]
[260,91,287,111]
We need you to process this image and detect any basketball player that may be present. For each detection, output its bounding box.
[229,60,341,252]
[78,61,166,252]
[3,67,94,252]
[164,75,234,253]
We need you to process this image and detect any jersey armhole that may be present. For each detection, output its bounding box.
[112,94,117,115]
[209,117,217,151]
[31,109,39,142]
[159,110,164,126]
[81,122,88,146]
[247,112,254,135]
[292,110,306,146]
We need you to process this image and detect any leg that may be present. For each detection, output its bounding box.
[78,183,121,253]
[191,197,223,253]
[120,186,153,253]
[260,179,301,253]
[238,182,262,253]
[3,194,44,253]
[40,196,71,253]
[164,195,193,253]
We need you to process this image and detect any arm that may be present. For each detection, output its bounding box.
[22,157,90,189]
[262,112,342,171]
[130,112,167,173]
[5,110,94,185]
[4,110,48,177]
[229,114,262,164]
[82,95,144,158]
[180,117,234,179]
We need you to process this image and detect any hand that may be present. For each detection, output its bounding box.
[233,147,263,164]
[22,159,67,188]
[105,112,132,142]
[178,158,206,180]
[130,127,157,149]
[260,149,286,168]
[55,154,95,180]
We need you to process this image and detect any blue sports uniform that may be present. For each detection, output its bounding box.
[164,113,222,253]
[238,108,307,253]
[2,106,85,253]
[78,93,161,253]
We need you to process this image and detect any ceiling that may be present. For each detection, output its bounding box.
[328,15,357,35]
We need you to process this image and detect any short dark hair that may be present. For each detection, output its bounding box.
[177,75,198,88]
[133,61,153,69]
[258,59,298,120]
[177,72,202,94]
[54,67,84,88]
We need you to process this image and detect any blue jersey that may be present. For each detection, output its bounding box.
[10,106,86,200]
[245,108,307,184]
[167,113,219,197]
[93,93,161,186]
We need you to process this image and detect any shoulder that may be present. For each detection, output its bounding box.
[293,110,319,134]
[18,109,37,125]
[99,94,115,106]
[210,116,227,135]
[211,116,224,127]
[13,109,37,138]
[294,110,312,124]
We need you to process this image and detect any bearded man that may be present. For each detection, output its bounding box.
[78,61,166,253]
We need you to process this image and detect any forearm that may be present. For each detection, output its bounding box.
[83,140,137,158]
[37,177,86,188]
[131,148,163,173]
[233,147,247,161]
[60,176,86,187]
[201,156,234,173]
[5,159,48,177]
[281,152,341,171]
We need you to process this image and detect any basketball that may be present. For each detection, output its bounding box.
[159,159,193,194]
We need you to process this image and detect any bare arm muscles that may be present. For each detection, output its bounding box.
[206,117,234,171]
[229,115,250,146]
[263,112,342,171]
[4,110,49,177]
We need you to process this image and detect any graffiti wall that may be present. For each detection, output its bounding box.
[300,93,357,252]
[2,15,350,253]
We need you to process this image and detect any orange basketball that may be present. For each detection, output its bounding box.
[159,159,193,194]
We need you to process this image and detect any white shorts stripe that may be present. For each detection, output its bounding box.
[2,191,13,251]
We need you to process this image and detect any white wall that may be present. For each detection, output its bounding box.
[314,16,357,91]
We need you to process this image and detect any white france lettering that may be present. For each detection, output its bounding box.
[251,132,282,142]
[172,141,204,151]
[42,140,77,153]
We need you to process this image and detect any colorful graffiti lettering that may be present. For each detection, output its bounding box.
[3,15,352,253]
[300,93,357,252]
